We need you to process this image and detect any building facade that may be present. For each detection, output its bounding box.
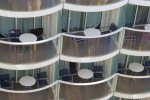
[0,0,150,100]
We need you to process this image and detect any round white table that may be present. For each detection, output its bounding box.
[129,63,144,73]
[84,28,101,36]
[78,69,93,79]
[19,33,37,42]
[19,76,36,87]
[144,24,150,31]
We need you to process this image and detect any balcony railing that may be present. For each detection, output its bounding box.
[61,31,120,58]
[1,73,150,99]
[65,0,122,6]
[0,0,61,11]
[0,34,60,69]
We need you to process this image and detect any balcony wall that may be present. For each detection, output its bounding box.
[120,27,150,56]
[0,0,63,18]
[64,0,128,12]
[1,73,150,99]
[60,29,121,63]
[0,34,60,70]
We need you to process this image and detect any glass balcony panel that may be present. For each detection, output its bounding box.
[123,29,150,51]
[59,79,113,100]
[0,38,58,64]
[62,33,119,57]
[0,0,61,11]
[65,0,121,6]
[0,86,55,99]
[116,75,150,94]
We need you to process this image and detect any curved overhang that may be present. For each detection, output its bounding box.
[0,4,63,18]
[120,49,150,56]
[0,56,59,70]
[129,0,150,7]
[60,50,119,63]
[64,0,128,12]
[114,92,150,99]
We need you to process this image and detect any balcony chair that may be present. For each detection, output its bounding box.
[0,74,11,82]
[117,63,126,74]
[30,28,46,41]
[35,72,47,80]
[9,29,21,42]
[1,81,13,89]
[92,73,104,82]
[147,68,150,75]
[73,38,86,44]
[144,60,150,69]
[101,23,118,34]
[93,65,103,73]
[59,68,73,82]
[0,74,13,89]
[37,79,48,88]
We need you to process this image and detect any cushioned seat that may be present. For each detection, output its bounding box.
[38,79,48,86]
[1,81,12,89]
[36,72,47,79]
[30,28,45,41]
[59,68,73,82]
[93,65,103,72]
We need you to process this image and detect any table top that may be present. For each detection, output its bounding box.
[78,69,93,79]
[129,63,144,72]
[19,76,36,86]
[19,33,37,42]
[84,28,101,36]
[144,24,150,30]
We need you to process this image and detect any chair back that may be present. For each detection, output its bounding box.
[30,28,43,36]
[10,30,16,37]
[0,74,10,81]
[93,65,103,72]
[59,68,69,76]
[109,23,117,31]
[118,63,122,70]
[144,60,150,67]
[36,72,47,79]
[93,73,103,78]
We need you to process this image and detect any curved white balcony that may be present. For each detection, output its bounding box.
[120,27,150,56]
[1,73,150,99]
[0,0,63,18]
[0,34,60,70]
[60,28,122,63]
[64,0,128,12]
[114,74,150,99]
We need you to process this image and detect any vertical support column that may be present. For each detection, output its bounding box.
[58,34,63,56]
[33,17,35,28]
[133,5,139,27]
[15,18,17,29]
[84,12,88,30]
[119,28,125,49]
[16,70,18,82]
[67,10,71,32]
[112,75,118,94]
[54,82,60,100]
[125,55,129,69]
[32,69,35,77]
